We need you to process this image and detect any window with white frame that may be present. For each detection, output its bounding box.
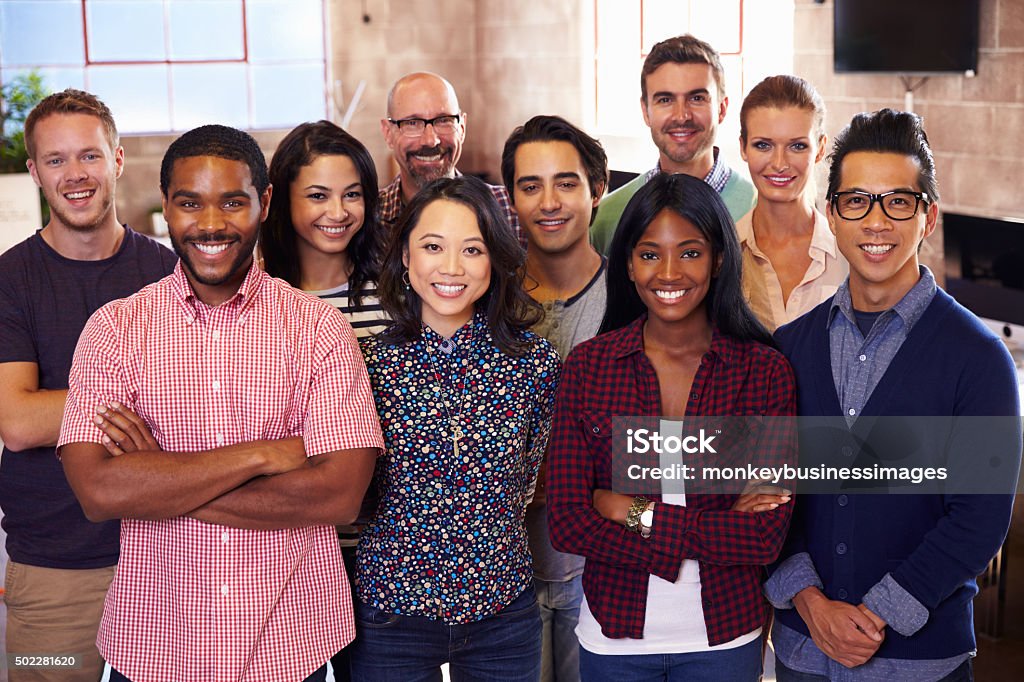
[0,0,327,133]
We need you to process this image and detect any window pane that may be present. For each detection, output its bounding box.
[87,64,170,133]
[246,0,323,62]
[250,63,324,129]
[168,0,244,60]
[86,0,166,61]
[642,0,690,53]
[689,0,741,54]
[170,63,247,130]
[1,66,86,94]
[596,0,642,131]
[0,0,85,66]
[596,0,638,59]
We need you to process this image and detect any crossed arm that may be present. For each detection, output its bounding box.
[0,362,68,451]
[61,403,377,529]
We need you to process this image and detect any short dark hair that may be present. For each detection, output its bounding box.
[25,88,118,158]
[260,120,382,306]
[600,173,772,346]
[826,108,940,202]
[160,124,269,196]
[500,115,609,217]
[739,75,826,144]
[641,34,725,102]
[378,176,542,356]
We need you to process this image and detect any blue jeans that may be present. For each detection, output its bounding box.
[350,586,541,681]
[774,656,973,682]
[535,575,583,682]
[578,636,762,682]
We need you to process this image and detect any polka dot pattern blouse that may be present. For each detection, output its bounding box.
[357,313,561,624]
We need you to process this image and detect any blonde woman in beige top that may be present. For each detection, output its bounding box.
[737,75,847,332]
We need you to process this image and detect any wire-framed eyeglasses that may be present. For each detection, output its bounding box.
[387,114,461,137]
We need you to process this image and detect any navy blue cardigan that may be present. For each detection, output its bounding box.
[772,288,1021,660]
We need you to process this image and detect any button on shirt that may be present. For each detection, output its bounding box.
[357,315,560,623]
[58,263,385,682]
[830,267,937,426]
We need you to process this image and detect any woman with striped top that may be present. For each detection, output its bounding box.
[261,119,389,338]
[259,120,390,681]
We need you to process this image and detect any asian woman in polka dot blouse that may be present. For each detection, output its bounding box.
[351,175,561,681]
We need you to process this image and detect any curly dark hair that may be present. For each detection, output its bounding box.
[160,124,269,196]
[259,120,382,306]
[378,176,542,356]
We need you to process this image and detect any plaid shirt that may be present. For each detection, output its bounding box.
[547,316,797,645]
[378,172,525,248]
[59,263,384,681]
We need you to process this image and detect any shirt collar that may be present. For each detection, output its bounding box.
[610,314,741,366]
[421,309,487,347]
[808,209,838,260]
[738,208,837,262]
[828,265,936,329]
[171,260,266,323]
[654,147,730,193]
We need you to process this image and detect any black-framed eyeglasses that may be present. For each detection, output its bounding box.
[387,114,461,137]
[830,190,930,221]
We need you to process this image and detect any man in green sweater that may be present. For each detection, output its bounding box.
[590,34,755,254]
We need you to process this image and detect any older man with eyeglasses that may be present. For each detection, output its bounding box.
[378,72,522,246]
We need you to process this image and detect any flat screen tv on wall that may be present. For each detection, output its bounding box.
[943,212,1024,351]
[833,0,980,74]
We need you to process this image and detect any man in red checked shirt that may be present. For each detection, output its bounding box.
[57,125,384,682]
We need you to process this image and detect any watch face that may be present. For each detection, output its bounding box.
[640,509,654,526]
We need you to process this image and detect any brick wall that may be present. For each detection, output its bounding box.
[793,0,1024,276]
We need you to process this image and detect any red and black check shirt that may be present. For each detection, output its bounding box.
[547,315,797,645]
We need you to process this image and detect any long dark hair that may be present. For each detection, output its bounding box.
[378,175,542,356]
[260,120,382,306]
[599,173,772,346]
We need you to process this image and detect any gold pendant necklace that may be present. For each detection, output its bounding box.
[424,325,473,457]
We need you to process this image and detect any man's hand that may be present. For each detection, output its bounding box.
[94,402,160,456]
[92,402,306,476]
[793,587,885,668]
[857,603,887,633]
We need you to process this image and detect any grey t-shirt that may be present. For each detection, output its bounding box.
[527,261,606,582]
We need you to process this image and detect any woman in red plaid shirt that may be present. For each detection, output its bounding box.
[547,173,798,681]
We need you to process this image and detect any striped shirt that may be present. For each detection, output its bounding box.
[310,281,390,339]
[58,263,384,682]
